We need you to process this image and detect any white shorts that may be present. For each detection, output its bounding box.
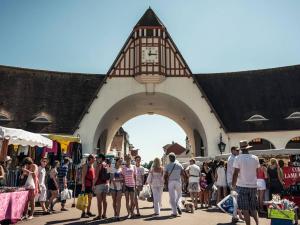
[257,179,266,191]
[38,185,47,202]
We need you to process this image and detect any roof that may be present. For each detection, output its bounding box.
[165,143,186,155]
[0,65,105,134]
[135,7,164,28]
[194,65,300,132]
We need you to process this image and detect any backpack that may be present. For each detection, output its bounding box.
[99,164,110,181]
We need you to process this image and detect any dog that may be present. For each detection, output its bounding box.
[181,199,194,213]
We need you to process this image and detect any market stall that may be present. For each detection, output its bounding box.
[0,126,53,224]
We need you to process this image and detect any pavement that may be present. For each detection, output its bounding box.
[18,192,274,225]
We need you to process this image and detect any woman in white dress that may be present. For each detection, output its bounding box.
[146,157,164,215]
[215,160,227,203]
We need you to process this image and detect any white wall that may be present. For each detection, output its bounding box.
[75,77,225,157]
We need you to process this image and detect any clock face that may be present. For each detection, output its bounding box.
[141,46,159,63]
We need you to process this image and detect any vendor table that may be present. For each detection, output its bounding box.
[0,190,29,224]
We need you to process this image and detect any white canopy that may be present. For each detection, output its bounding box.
[0,126,53,148]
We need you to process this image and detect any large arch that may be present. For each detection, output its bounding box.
[93,92,206,156]
[75,77,226,157]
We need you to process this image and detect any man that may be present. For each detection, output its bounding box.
[227,146,240,222]
[81,154,96,218]
[186,158,200,209]
[232,140,260,225]
[38,158,50,214]
[57,157,70,211]
[134,155,145,216]
[165,153,185,216]
[93,154,110,220]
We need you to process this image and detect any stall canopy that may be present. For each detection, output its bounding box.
[0,126,53,148]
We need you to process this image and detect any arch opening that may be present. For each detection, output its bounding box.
[285,136,300,149]
[93,92,207,157]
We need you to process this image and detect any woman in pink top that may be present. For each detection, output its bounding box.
[122,154,137,218]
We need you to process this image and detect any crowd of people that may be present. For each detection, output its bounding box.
[0,139,288,225]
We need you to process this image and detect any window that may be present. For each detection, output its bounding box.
[286,112,300,120]
[245,114,268,122]
[30,115,52,124]
[0,113,10,122]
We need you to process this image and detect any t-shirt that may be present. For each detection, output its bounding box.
[216,166,227,187]
[135,166,145,186]
[110,167,123,190]
[226,154,236,185]
[38,166,46,187]
[233,154,260,188]
[122,165,137,187]
[58,164,68,186]
[165,162,183,182]
[186,164,200,183]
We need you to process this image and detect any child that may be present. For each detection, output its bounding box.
[199,173,209,208]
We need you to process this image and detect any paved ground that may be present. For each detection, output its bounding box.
[18,193,275,225]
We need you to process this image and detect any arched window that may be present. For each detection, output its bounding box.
[249,138,275,150]
[286,137,300,149]
[245,114,268,122]
[0,113,10,122]
[286,112,300,120]
[30,115,52,124]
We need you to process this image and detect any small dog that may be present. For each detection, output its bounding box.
[181,199,195,213]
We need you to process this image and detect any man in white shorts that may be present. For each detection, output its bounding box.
[38,158,50,214]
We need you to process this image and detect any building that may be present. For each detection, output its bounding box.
[162,142,189,166]
[109,127,130,158]
[1,8,300,157]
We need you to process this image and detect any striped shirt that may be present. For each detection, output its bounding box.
[58,164,68,188]
[122,165,137,187]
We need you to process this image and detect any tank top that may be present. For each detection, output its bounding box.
[257,167,266,179]
[85,165,95,187]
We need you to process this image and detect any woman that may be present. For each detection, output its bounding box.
[122,154,137,218]
[257,158,267,212]
[147,157,164,215]
[267,158,284,200]
[110,157,124,221]
[186,158,200,209]
[48,160,60,212]
[22,157,39,220]
[0,161,5,186]
[81,154,96,218]
[215,160,227,203]
[201,161,214,207]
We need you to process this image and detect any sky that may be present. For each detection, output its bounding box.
[0,1,300,161]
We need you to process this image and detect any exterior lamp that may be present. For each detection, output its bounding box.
[218,133,226,154]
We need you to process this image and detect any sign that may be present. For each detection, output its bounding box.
[290,154,300,167]
[283,167,300,187]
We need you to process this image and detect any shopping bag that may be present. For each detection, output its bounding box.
[139,185,151,201]
[76,194,88,211]
[60,189,70,201]
[217,194,237,215]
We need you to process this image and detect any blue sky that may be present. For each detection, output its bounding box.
[1,0,300,160]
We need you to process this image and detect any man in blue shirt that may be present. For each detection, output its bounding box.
[57,157,70,211]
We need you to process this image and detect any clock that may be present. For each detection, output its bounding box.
[141,46,159,63]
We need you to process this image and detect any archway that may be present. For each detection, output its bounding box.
[93,92,207,156]
[285,136,300,149]
[249,138,276,150]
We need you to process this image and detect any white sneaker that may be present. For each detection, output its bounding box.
[27,216,34,220]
